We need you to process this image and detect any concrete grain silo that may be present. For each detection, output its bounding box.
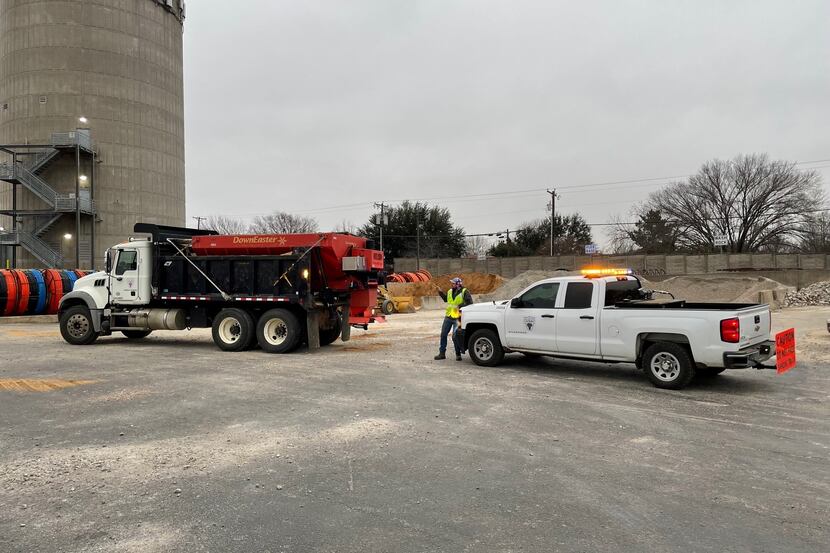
[0,0,186,269]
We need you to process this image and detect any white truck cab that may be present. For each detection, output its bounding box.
[459,270,777,389]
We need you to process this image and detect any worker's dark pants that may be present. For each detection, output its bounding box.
[439,316,461,355]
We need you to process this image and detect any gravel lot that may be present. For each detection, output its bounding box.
[0,308,828,552]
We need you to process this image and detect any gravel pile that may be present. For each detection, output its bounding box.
[782,281,830,307]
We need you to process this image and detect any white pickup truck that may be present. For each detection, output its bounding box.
[459,271,776,389]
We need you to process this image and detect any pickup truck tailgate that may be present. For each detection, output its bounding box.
[737,306,771,347]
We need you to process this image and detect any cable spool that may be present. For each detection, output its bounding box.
[64,269,78,290]
[27,269,48,315]
[11,270,31,315]
[44,269,66,315]
[0,270,18,316]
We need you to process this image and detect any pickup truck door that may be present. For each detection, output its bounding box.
[504,282,560,351]
[555,281,598,355]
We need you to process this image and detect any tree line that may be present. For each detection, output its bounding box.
[204,153,827,260]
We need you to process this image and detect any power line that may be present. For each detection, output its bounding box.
[200,158,830,220]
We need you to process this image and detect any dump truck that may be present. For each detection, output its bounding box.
[57,223,384,352]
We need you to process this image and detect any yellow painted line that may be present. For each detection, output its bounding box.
[0,379,98,392]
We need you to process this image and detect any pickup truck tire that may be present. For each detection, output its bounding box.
[468,329,504,367]
[121,329,152,339]
[59,305,99,346]
[643,342,695,389]
[257,308,301,353]
[213,308,256,352]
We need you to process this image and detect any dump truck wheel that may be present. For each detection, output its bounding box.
[121,329,152,339]
[381,299,395,315]
[212,308,255,352]
[319,315,342,346]
[257,308,301,353]
[643,342,695,389]
[59,305,99,346]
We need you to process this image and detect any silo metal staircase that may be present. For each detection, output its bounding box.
[0,132,96,267]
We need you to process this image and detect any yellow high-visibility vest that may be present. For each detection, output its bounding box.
[445,288,467,319]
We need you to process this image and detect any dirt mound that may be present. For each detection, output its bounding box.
[643,275,791,303]
[480,270,581,301]
[479,271,791,304]
[386,272,505,298]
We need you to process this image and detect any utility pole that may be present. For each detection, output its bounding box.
[546,189,558,257]
[416,220,423,271]
[373,202,387,252]
[192,216,207,230]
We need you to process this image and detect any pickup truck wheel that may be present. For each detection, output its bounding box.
[212,308,255,352]
[121,329,152,339]
[257,308,301,353]
[468,329,504,367]
[59,305,99,346]
[643,342,695,389]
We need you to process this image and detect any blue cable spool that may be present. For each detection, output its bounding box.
[30,269,47,314]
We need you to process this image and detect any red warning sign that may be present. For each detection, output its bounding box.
[775,328,796,374]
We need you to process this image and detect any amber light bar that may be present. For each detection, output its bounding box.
[581,268,634,277]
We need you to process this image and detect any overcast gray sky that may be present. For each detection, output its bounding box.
[183,0,830,248]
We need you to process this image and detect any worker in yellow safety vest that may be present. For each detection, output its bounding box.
[434,277,473,361]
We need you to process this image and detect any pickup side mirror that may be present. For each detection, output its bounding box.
[510,297,523,308]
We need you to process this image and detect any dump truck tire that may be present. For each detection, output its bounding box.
[121,330,153,339]
[212,308,256,352]
[319,315,342,346]
[256,308,301,353]
[59,305,99,346]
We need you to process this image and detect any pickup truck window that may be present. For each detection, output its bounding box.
[563,282,593,309]
[605,279,641,306]
[518,282,559,309]
[115,250,137,275]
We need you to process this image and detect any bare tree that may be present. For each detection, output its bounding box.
[642,154,823,252]
[796,211,830,252]
[333,219,358,234]
[204,215,249,235]
[249,211,319,234]
[465,235,490,257]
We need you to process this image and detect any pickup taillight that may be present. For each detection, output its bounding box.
[720,317,740,343]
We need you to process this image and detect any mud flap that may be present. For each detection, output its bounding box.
[340,310,351,342]
[306,310,321,350]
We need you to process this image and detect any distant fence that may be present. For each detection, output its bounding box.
[394,253,830,280]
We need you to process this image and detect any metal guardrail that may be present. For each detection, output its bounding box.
[56,191,95,213]
[0,162,58,207]
[26,148,60,172]
[50,130,92,150]
[0,230,63,267]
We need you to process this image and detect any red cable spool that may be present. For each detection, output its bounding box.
[414,271,431,282]
[0,269,19,316]
[11,269,31,315]
[44,269,66,315]
[419,269,432,280]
